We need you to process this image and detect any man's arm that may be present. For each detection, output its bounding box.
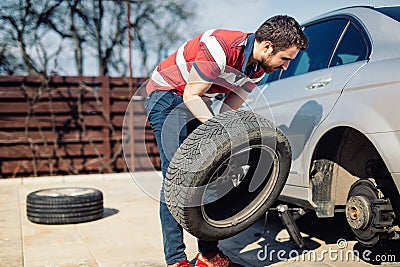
[219,88,249,114]
[183,67,214,123]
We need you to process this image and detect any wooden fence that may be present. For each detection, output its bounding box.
[0,75,160,178]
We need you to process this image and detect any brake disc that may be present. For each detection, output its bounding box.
[346,179,382,247]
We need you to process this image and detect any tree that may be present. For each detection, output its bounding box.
[0,0,64,75]
[0,0,195,76]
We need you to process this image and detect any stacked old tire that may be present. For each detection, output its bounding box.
[26,187,104,224]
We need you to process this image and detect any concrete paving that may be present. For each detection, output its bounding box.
[0,172,399,267]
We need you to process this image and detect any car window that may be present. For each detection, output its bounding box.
[280,19,348,79]
[257,73,269,86]
[329,22,369,67]
[375,6,400,22]
[265,71,280,83]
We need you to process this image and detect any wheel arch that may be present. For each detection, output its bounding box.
[310,126,389,180]
[308,126,400,219]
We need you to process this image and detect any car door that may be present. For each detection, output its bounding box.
[247,18,370,187]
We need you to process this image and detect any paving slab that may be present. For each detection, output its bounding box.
[0,172,399,267]
[0,183,23,267]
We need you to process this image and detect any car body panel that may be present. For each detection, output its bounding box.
[247,58,367,187]
[341,58,400,133]
[278,184,316,209]
[304,58,400,177]
[393,173,400,193]
[365,131,400,174]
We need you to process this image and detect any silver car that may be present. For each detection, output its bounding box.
[244,5,400,247]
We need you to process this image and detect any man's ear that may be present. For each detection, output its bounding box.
[262,40,274,55]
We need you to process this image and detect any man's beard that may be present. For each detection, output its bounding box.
[261,56,280,74]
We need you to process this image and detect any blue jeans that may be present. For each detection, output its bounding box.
[144,90,219,264]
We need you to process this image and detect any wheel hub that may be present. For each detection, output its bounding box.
[201,145,279,227]
[346,195,372,229]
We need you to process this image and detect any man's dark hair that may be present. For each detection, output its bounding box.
[255,15,308,53]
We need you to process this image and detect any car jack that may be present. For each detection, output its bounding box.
[264,204,309,249]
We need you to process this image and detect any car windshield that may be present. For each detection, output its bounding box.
[375,6,400,22]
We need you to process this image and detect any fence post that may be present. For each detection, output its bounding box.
[100,76,111,170]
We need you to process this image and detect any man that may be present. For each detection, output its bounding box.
[144,15,308,267]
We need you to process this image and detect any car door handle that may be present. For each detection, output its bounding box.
[306,77,332,90]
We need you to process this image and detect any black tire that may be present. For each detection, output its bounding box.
[26,187,104,224]
[165,110,291,241]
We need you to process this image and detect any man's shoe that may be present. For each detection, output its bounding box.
[167,259,193,267]
[195,251,244,267]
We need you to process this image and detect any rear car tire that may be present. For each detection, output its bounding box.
[27,187,104,224]
[165,110,291,241]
